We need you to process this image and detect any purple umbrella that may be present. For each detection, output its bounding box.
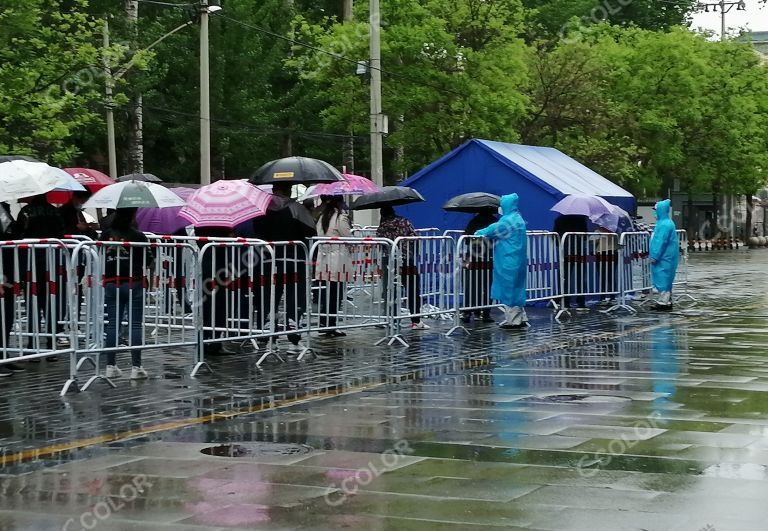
[551,194,613,218]
[135,186,195,234]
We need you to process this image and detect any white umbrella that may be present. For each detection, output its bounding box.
[83,180,185,209]
[0,160,86,201]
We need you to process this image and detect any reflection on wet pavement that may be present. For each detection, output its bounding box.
[1,252,768,529]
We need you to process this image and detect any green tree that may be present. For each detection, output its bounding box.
[0,0,101,164]
[289,0,530,179]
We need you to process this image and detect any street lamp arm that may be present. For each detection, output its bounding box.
[113,20,194,81]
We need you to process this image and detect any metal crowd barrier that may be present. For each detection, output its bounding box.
[527,231,561,304]
[309,237,392,339]
[195,239,275,372]
[388,236,456,346]
[62,240,201,394]
[607,231,652,314]
[557,232,620,321]
[0,239,78,371]
[0,226,699,394]
[675,230,695,302]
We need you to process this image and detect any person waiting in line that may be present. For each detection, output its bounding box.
[59,190,99,238]
[553,214,588,309]
[196,226,252,356]
[13,194,67,354]
[59,190,99,329]
[461,209,497,324]
[376,206,429,330]
[250,182,316,352]
[476,194,529,329]
[0,202,25,377]
[315,195,353,337]
[100,208,154,379]
[593,223,618,303]
[649,199,679,311]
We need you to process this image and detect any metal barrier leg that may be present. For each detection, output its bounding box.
[60,351,80,396]
[80,373,118,392]
[255,339,285,368]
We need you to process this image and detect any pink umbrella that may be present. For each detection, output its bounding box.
[178,179,272,228]
[304,173,379,199]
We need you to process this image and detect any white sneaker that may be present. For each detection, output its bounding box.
[130,366,149,380]
[411,322,430,330]
[105,365,123,378]
[56,337,70,348]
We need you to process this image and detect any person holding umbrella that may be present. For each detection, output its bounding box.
[178,180,273,355]
[85,180,183,379]
[376,205,430,330]
[444,193,500,324]
[249,157,342,351]
[476,193,529,329]
[98,208,154,379]
[315,195,353,336]
[13,194,68,353]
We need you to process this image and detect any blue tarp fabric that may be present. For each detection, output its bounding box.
[397,139,636,231]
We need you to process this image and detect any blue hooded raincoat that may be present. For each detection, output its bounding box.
[476,194,528,307]
[649,199,679,292]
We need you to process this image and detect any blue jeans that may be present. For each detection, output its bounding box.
[104,282,144,367]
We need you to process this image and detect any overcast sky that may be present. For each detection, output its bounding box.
[690,0,768,37]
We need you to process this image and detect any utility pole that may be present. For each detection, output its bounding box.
[126,0,143,174]
[720,0,726,41]
[103,19,118,179]
[369,0,385,189]
[200,0,212,185]
[696,1,747,41]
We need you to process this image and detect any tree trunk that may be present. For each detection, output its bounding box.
[343,131,354,174]
[343,0,353,22]
[125,0,143,174]
[746,193,754,241]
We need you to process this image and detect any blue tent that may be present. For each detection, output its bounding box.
[397,139,636,231]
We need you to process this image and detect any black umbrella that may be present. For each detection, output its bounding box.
[117,173,163,183]
[351,186,425,210]
[0,155,39,163]
[443,192,500,213]
[249,157,343,185]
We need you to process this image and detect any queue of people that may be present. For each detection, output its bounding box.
[0,186,680,378]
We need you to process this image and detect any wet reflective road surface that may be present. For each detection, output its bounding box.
[1,251,768,529]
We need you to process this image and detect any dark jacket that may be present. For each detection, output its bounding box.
[59,202,97,239]
[13,202,64,239]
[465,212,498,235]
[99,226,153,281]
[553,214,588,236]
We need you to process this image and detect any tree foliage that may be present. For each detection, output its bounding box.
[0,0,766,201]
[0,0,101,164]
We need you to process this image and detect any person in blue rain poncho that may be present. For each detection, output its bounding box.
[649,199,679,311]
[476,193,529,328]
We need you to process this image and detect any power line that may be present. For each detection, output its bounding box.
[144,104,368,142]
[218,15,469,98]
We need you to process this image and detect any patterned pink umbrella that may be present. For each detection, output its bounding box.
[304,173,379,199]
[178,180,272,228]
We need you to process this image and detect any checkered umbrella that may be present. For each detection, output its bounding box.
[178,180,272,228]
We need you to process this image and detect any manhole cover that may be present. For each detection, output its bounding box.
[201,443,313,458]
[523,394,632,403]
